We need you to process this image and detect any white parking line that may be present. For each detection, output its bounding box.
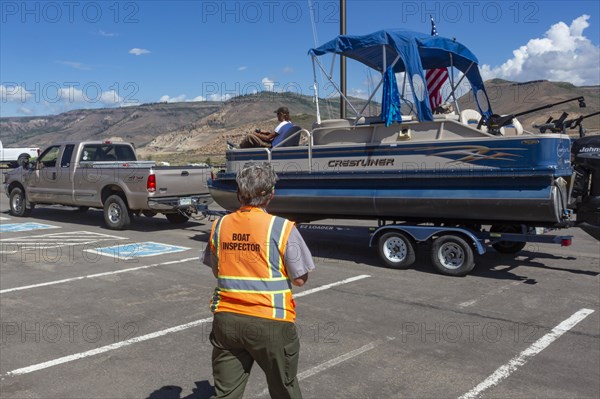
[459,281,522,308]
[0,257,198,294]
[2,275,371,377]
[4,318,213,377]
[258,337,393,397]
[294,274,371,298]
[0,230,126,254]
[459,308,595,399]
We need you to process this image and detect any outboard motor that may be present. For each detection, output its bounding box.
[571,135,600,240]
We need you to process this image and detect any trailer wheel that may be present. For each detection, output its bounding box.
[104,194,132,230]
[9,187,34,217]
[431,235,474,276]
[378,232,416,269]
[166,212,190,224]
[490,225,527,254]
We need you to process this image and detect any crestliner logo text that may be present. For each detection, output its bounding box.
[328,159,395,168]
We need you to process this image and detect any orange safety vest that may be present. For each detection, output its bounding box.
[209,206,296,322]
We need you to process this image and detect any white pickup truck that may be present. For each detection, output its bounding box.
[0,139,40,167]
[4,140,212,229]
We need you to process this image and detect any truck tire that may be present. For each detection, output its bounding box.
[378,231,416,269]
[17,154,30,168]
[104,194,132,230]
[166,212,189,224]
[9,187,34,217]
[490,225,527,254]
[431,234,475,276]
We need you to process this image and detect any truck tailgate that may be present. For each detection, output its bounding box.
[151,166,211,197]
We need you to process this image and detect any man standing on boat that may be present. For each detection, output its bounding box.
[203,162,315,398]
[239,106,293,148]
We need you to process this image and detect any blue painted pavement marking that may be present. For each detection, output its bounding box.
[0,223,60,233]
[85,241,190,260]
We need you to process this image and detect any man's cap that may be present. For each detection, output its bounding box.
[274,106,289,115]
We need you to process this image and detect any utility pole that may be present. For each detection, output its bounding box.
[340,0,346,119]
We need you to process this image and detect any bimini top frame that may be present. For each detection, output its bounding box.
[308,29,493,124]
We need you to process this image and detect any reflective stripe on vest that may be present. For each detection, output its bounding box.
[210,209,295,321]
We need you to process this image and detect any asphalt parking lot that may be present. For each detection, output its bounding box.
[0,196,598,399]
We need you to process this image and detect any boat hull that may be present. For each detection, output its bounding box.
[210,135,573,226]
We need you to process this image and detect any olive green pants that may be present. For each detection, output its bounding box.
[210,312,302,399]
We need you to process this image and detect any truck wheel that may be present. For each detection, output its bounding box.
[104,195,132,230]
[17,154,30,168]
[9,187,33,217]
[490,225,527,254]
[378,231,416,269]
[166,213,189,224]
[431,234,475,276]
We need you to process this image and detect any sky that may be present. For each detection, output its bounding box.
[1,0,599,117]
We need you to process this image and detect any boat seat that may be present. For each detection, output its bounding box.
[312,119,352,129]
[355,115,414,125]
[460,109,488,132]
[275,125,303,147]
[313,125,373,145]
[433,114,459,120]
[460,109,482,126]
[500,117,524,136]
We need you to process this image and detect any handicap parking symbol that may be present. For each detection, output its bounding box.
[85,241,190,260]
[0,222,59,233]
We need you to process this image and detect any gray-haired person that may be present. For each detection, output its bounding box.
[203,162,315,398]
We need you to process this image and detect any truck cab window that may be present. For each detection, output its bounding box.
[38,146,61,168]
[61,144,75,167]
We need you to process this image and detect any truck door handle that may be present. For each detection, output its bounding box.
[181,171,189,176]
[52,172,56,180]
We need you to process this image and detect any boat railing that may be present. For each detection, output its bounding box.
[269,128,314,171]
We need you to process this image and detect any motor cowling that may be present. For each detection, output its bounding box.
[571,135,600,240]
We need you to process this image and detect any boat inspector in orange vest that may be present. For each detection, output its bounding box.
[203,162,315,399]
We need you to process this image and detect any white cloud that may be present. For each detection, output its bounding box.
[208,93,233,101]
[0,84,31,102]
[99,90,123,105]
[159,94,186,103]
[158,94,230,102]
[262,77,275,91]
[283,66,294,74]
[129,48,151,56]
[481,15,600,85]
[17,107,33,115]
[237,66,248,71]
[57,61,91,70]
[99,30,118,37]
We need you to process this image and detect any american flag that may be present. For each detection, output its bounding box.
[425,16,449,110]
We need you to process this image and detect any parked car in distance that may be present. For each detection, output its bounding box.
[0,139,40,168]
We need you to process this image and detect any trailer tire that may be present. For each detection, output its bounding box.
[166,212,189,224]
[378,231,416,269]
[490,225,527,254]
[9,187,33,217]
[104,194,132,230]
[431,234,474,276]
